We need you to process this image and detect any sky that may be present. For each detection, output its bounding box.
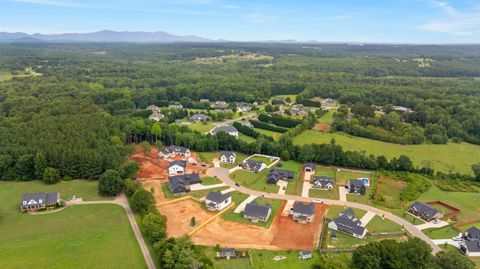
[1,0,480,43]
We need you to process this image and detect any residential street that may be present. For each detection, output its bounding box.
[206,167,442,254]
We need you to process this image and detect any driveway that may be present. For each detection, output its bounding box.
[301,182,311,197]
[360,211,377,226]
[432,239,461,249]
[416,220,449,230]
[206,166,441,254]
[234,194,258,213]
[277,180,288,195]
[190,183,226,191]
[338,186,348,202]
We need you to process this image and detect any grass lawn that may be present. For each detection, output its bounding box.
[0,181,146,269]
[230,169,279,193]
[335,169,373,186]
[276,160,303,195]
[238,133,257,143]
[188,122,215,133]
[201,177,222,185]
[317,110,335,125]
[457,222,480,231]
[365,216,404,233]
[248,155,275,166]
[292,130,480,174]
[315,166,336,178]
[254,128,283,140]
[250,249,322,269]
[326,205,366,220]
[269,94,297,103]
[222,195,282,228]
[417,186,480,221]
[197,151,220,164]
[423,225,459,239]
[161,183,229,200]
[309,187,339,200]
[326,229,404,249]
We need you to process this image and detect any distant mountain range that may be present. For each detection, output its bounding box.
[0,30,215,43]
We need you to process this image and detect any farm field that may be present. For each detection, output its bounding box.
[238,132,257,143]
[0,181,145,269]
[292,130,480,174]
[254,128,283,140]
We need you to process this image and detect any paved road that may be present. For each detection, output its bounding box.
[207,167,441,254]
[67,194,156,269]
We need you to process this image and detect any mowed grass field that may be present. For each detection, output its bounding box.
[293,130,480,174]
[0,181,146,269]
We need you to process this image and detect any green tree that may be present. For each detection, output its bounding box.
[435,251,475,269]
[34,153,47,179]
[118,161,140,180]
[124,178,141,197]
[190,217,196,227]
[130,189,154,215]
[140,141,151,156]
[472,163,480,181]
[142,213,167,244]
[98,169,124,196]
[155,237,213,269]
[280,150,290,161]
[43,167,61,184]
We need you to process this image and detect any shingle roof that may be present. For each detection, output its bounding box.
[340,208,356,220]
[168,173,201,193]
[169,160,187,168]
[333,216,366,237]
[189,114,208,121]
[163,145,189,154]
[304,163,315,169]
[244,201,271,219]
[466,227,480,238]
[410,202,438,219]
[349,179,365,188]
[464,240,480,253]
[243,160,265,172]
[312,176,334,187]
[299,250,312,256]
[293,202,315,215]
[206,191,231,203]
[212,125,238,134]
[21,192,59,206]
[220,151,236,159]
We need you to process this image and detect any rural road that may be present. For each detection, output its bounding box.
[206,167,442,254]
[67,194,157,269]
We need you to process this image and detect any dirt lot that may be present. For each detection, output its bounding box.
[191,201,328,250]
[141,180,165,201]
[130,146,207,181]
[157,199,215,237]
[313,123,331,132]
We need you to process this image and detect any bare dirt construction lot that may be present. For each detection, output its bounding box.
[141,180,165,201]
[130,146,206,181]
[191,201,328,250]
[313,123,331,132]
[157,199,215,237]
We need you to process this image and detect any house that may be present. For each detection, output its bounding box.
[238,121,253,128]
[243,201,272,223]
[304,162,315,173]
[407,202,444,222]
[211,126,239,137]
[20,192,60,212]
[200,98,210,103]
[298,250,312,260]
[312,176,334,190]
[149,111,164,121]
[168,160,186,176]
[328,208,367,239]
[189,113,209,122]
[357,177,370,187]
[213,101,228,110]
[217,248,236,259]
[460,240,480,257]
[168,173,201,194]
[267,169,294,184]
[159,145,191,158]
[348,179,366,195]
[146,104,161,112]
[220,151,236,163]
[465,227,480,241]
[168,104,184,109]
[289,202,316,224]
[205,191,232,211]
[241,159,267,173]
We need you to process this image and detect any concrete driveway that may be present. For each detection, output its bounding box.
[190,183,226,191]
[416,220,449,230]
[234,194,258,213]
[339,186,348,202]
[432,239,461,249]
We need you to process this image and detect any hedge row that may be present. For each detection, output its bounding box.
[250,120,288,133]
[258,113,301,128]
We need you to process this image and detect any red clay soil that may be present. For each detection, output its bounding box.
[313,124,331,132]
[130,146,206,181]
[191,201,328,250]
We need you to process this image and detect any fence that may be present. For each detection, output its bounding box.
[426,201,461,219]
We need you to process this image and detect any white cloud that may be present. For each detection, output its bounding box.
[420,1,480,37]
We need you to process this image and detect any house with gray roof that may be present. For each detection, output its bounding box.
[267,168,294,184]
[168,160,187,176]
[465,226,480,241]
[289,202,316,224]
[304,163,315,173]
[210,125,239,137]
[312,176,334,190]
[243,201,272,223]
[407,202,444,222]
[299,250,312,260]
[147,104,161,112]
[328,208,367,239]
[168,173,201,194]
[348,179,366,195]
[159,145,191,158]
[149,111,165,122]
[220,151,236,163]
[241,159,267,173]
[189,113,209,122]
[205,191,232,211]
[460,240,480,257]
[217,248,236,259]
[20,192,60,212]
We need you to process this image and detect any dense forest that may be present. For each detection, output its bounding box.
[1,42,480,180]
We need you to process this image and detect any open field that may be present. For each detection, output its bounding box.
[231,169,279,193]
[0,69,42,82]
[254,128,283,140]
[188,122,215,133]
[269,94,297,103]
[423,225,459,239]
[0,181,145,269]
[293,130,480,174]
[317,110,335,124]
[238,133,257,143]
[192,202,327,250]
[157,198,215,237]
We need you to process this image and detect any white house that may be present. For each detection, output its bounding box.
[168,160,186,176]
[211,126,239,138]
[241,159,267,173]
[205,191,232,211]
[289,202,316,224]
[299,250,312,260]
[220,151,236,163]
[149,111,164,121]
[159,145,191,159]
[312,176,334,190]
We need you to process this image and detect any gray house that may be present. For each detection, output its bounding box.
[218,248,236,259]
[299,250,312,260]
[465,226,480,240]
[408,202,444,222]
[220,151,236,163]
[328,208,367,239]
[289,202,316,224]
[20,192,60,212]
[312,176,334,190]
[168,173,201,194]
[159,145,191,158]
[304,163,315,172]
[241,160,267,173]
[211,125,239,137]
[189,113,209,122]
[267,169,295,184]
[348,179,366,195]
[243,201,272,223]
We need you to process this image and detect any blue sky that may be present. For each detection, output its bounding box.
[1,0,480,43]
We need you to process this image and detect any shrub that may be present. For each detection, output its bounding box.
[98,169,124,196]
[142,213,167,244]
[130,189,155,215]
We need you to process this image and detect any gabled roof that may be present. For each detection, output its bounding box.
[312,176,333,187]
[169,160,187,168]
[304,162,315,169]
[349,179,365,188]
[466,227,480,238]
[339,208,356,220]
[220,248,235,254]
[163,145,189,154]
[299,250,312,256]
[244,201,271,219]
[410,202,438,219]
[189,113,208,120]
[464,240,480,253]
[206,191,231,204]
[212,125,238,134]
[220,151,236,159]
[168,173,201,193]
[21,192,59,206]
[243,159,265,172]
[333,215,366,237]
[293,202,315,215]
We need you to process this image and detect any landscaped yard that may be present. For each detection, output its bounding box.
[423,225,459,239]
[0,181,146,269]
[238,133,257,143]
[292,130,480,174]
[365,216,404,233]
[201,177,222,185]
[230,169,279,193]
[197,151,220,164]
[248,155,276,166]
[309,187,339,200]
[222,195,282,228]
[326,229,404,249]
